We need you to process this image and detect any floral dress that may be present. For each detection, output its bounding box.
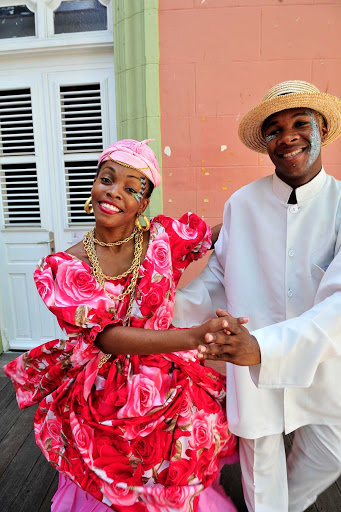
[4,214,236,512]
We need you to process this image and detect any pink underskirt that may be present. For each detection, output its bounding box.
[51,456,238,512]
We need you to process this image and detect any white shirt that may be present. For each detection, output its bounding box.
[173,169,341,439]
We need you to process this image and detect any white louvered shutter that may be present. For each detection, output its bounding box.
[0,88,40,226]
[60,83,103,224]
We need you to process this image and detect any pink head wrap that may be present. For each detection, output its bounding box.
[98,139,161,188]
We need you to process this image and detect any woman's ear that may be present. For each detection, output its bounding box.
[139,197,150,214]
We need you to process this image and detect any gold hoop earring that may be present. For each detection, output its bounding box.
[135,214,150,232]
[84,196,93,214]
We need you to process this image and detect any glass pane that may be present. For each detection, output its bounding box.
[54,0,107,34]
[0,5,35,39]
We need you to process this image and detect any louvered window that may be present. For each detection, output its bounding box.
[61,83,103,224]
[0,88,35,155]
[65,160,96,224]
[60,84,103,153]
[0,163,40,225]
[0,88,40,226]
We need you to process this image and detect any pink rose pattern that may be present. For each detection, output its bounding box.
[4,214,236,512]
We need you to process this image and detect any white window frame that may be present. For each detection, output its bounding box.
[0,75,52,231]
[48,68,116,230]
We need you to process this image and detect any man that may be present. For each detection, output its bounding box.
[173,81,341,511]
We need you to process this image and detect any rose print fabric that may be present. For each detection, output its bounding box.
[4,214,236,512]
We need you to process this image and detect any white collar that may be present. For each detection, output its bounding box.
[272,167,326,203]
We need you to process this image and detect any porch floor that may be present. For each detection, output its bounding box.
[0,351,340,512]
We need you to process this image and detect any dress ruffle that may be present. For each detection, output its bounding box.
[4,214,235,512]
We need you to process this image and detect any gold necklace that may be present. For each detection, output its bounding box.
[83,227,144,369]
[93,227,137,247]
[83,228,143,301]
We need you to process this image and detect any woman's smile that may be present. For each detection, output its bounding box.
[98,201,123,215]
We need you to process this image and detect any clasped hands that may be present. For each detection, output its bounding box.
[196,309,261,366]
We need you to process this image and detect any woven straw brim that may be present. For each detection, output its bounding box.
[238,92,341,154]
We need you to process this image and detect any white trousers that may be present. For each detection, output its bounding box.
[239,424,341,512]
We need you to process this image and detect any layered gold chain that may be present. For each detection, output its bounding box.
[93,227,138,247]
[83,228,143,302]
[83,227,144,368]
[86,228,142,281]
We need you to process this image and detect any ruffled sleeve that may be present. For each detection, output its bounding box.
[153,213,212,284]
[4,253,123,409]
[34,252,122,341]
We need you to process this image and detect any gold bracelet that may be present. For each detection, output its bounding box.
[98,353,112,369]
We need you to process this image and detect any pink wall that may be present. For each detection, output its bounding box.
[159,0,341,286]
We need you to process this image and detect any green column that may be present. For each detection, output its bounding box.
[113,0,162,217]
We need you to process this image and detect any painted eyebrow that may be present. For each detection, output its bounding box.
[126,175,142,182]
[99,165,116,173]
[99,167,141,183]
[264,111,311,130]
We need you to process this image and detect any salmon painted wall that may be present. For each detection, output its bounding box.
[158,0,341,287]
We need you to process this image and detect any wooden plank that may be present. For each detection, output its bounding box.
[9,452,58,512]
[0,396,22,443]
[0,351,24,364]
[0,375,10,392]
[221,462,248,512]
[336,475,341,494]
[315,486,340,511]
[0,406,36,476]
[315,480,341,512]
[0,380,15,410]
[0,431,41,511]
[306,504,319,511]
[38,474,59,512]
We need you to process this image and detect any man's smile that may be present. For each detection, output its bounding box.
[277,146,309,160]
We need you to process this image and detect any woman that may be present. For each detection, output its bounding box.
[4,139,237,512]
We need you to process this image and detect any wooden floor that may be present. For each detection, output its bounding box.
[0,351,340,512]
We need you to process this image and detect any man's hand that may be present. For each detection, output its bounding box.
[197,309,261,366]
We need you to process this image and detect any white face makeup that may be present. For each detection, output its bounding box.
[307,110,322,168]
[265,134,277,145]
[133,176,146,203]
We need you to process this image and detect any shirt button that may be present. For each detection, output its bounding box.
[288,249,294,257]
[289,205,299,214]
[287,289,293,298]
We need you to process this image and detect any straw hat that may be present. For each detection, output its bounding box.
[238,80,341,154]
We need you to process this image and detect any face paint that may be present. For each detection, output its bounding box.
[265,134,277,145]
[307,110,321,168]
[133,176,146,202]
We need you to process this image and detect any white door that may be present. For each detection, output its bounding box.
[0,67,116,350]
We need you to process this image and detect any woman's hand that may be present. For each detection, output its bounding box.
[190,311,249,350]
[197,309,261,366]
